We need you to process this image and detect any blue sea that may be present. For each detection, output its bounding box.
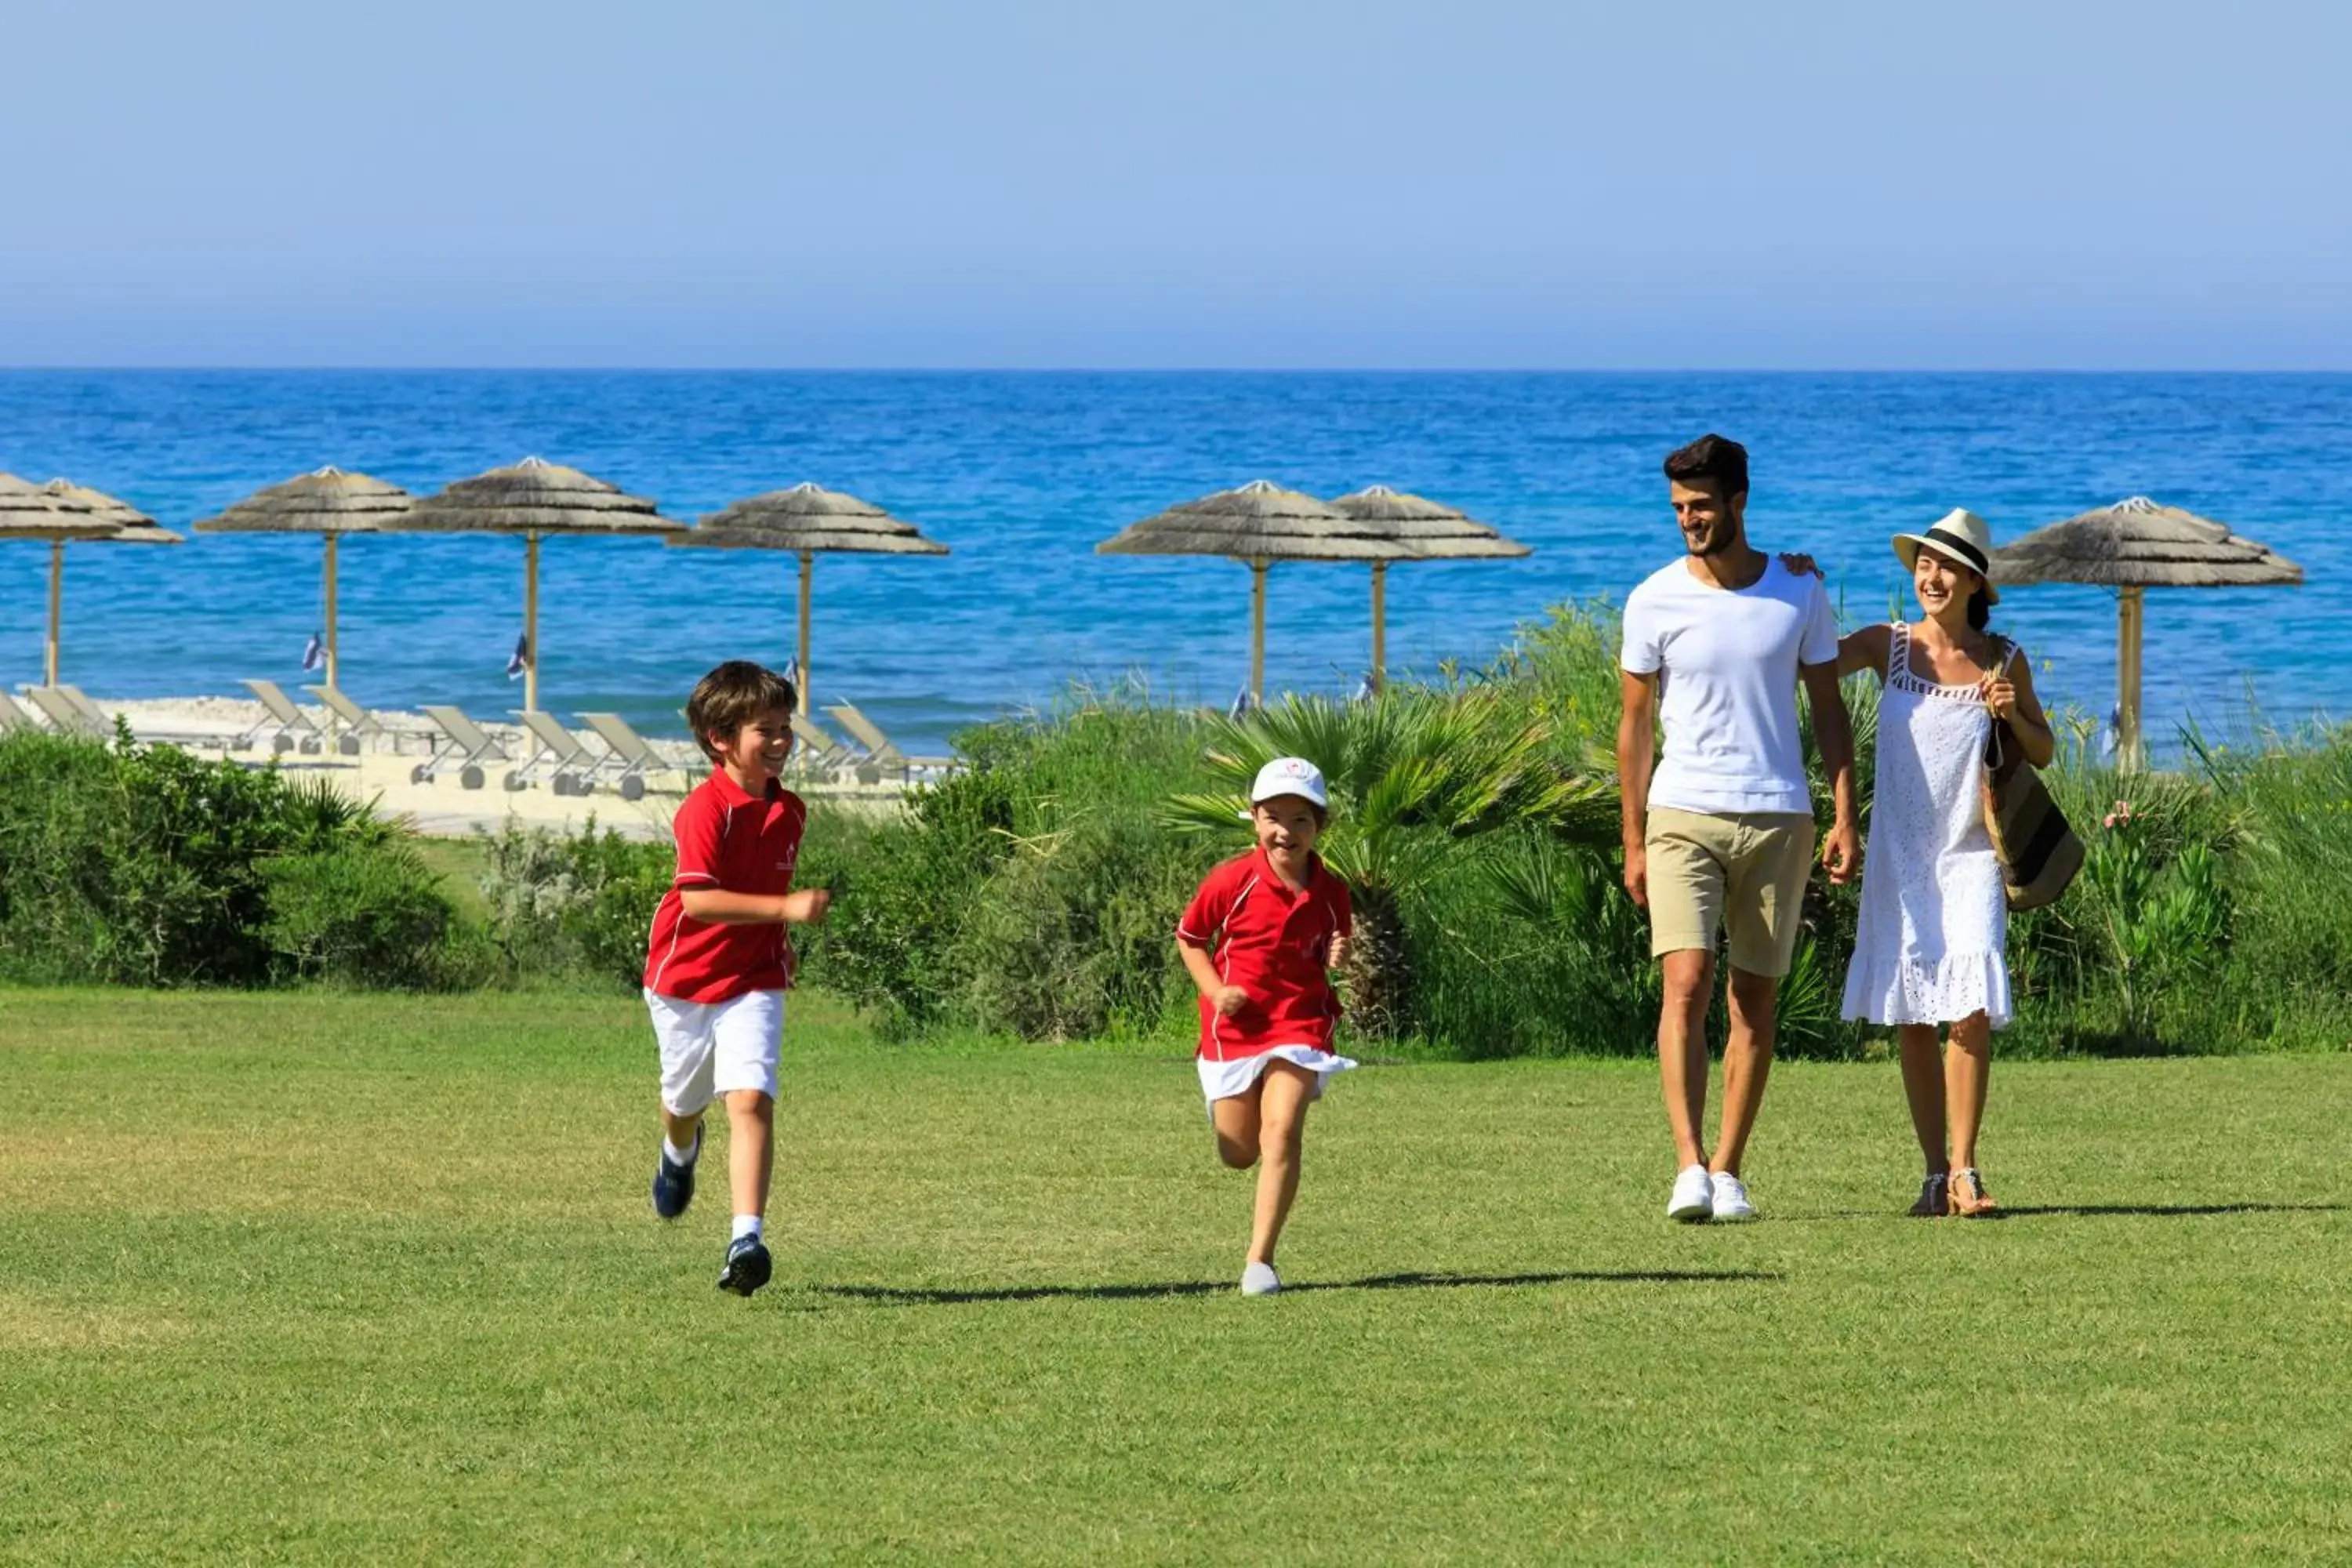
[3,372,2346,756]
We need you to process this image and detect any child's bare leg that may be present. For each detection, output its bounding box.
[660,1103,702,1155]
[1211,1086,1262,1170]
[1247,1062,1316,1266]
[726,1089,774,1221]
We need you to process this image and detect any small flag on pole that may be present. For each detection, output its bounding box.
[1226,687,1258,722]
[301,632,324,673]
[506,632,532,680]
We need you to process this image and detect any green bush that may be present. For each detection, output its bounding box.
[0,729,442,988]
[472,820,673,992]
[260,844,456,989]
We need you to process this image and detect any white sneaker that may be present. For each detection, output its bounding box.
[1240,1261,1282,1296]
[1711,1173,1759,1223]
[1667,1164,1714,1222]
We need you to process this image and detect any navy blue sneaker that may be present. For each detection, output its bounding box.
[717,1233,772,1297]
[652,1145,696,1220]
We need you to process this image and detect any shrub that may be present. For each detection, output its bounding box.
[473,820,673,991]
[260,844,456,989]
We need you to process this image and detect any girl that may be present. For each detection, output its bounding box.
[1175,757,1354,1294]
[1837,510,2055,1217]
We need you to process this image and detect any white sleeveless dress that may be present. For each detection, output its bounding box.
[1842,623,2013,1029]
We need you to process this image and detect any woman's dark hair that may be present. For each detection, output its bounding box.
[1661,433,1749,499]
[1967,585,1992,633]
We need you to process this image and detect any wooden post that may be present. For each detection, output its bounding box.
[523,531,540,714]
[2118,586,2144,771]
[1369,561,1388,691]
[797,550,814,715]
[1250,559,1268,703]
[323,532,340,692]
[45,538,63,688]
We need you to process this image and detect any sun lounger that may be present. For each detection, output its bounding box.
[239,679,326,755]
[0,690,42,734]
[303,684,385,756]
[23,686,111,739]
[826,702,955,781]
[56,685,116,731]
[413,704,508,789]
[576,712,689,801]
[788,713,868,784]
[509,710,597,794]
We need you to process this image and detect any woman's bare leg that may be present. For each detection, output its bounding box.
[1247,1062,1317,1266]
[1944,1011,1991,1173]
[1897,1024,1948,1172]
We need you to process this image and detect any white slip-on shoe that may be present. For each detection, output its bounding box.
[1668,1164,1715,1222]
[1710,1173,1759,1223]
[1240,1261,1282,1296]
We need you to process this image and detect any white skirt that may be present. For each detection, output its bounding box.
[1197,1044,1358,1105]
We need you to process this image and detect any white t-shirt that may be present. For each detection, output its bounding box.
[1621,555,1839,816]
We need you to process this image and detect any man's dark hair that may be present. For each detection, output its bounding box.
[686,660,797,760]
[1662,434,1750,500]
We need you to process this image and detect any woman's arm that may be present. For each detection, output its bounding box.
[1983,645,2056,770]
[1835,622,1890,681]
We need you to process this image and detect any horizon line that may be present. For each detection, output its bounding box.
[3,364,2350,376]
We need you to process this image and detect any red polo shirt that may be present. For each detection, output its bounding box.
[642,768,808,1003]
[1177,847,1353,1060]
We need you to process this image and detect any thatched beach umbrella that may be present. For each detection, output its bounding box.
[387,457,685,713]
[1328,485,1532,686]
[667,483,949,716]
[12,480,183,685]
[1988,495,2303,769]
[191,466,411,692]
[1098,480,1404,702]
[3,474,118,687]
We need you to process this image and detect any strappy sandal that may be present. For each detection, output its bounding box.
[1910,1172,1951,1217]
[1950,1167,1997,1218]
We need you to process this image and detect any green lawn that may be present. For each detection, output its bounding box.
[3,990,2348,1564]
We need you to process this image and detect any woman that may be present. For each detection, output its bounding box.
[1837,509,2054,1217]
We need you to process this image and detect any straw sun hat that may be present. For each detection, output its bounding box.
[1893,507,1999,605]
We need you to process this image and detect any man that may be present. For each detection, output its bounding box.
[1617,434,1858,1223]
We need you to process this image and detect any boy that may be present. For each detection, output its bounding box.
[644,660,830,1296]
[1175,756,1355,1296]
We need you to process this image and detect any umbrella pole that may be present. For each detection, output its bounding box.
[1250,559,1268,703]
[2118,586,2144,771]
[1369,561,1387,691]
[797,550,813,716]
[45,539,63,688]
[524,532,540,714]
[323,533,340,692]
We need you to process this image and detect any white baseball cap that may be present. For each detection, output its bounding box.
[1249,756,1328,809]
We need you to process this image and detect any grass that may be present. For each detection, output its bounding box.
[4,990,2350,1563]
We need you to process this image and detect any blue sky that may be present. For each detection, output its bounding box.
[2,1,2346,368]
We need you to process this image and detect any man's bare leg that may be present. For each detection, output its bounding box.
[1657,949,1715,1171]
[1712,967,1777,1178]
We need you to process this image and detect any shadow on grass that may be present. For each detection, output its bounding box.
[1786,1200,2346,1223]
[1998,1201,2347,1218]
[816,1267,1780,1307]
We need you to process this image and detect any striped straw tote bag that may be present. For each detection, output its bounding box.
[1980,637,2083,911]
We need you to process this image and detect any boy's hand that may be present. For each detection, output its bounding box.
[779,888,832,924]
[1211,984,1250,1018]
[1327,933,1352,971]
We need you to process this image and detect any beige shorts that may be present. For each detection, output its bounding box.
[1643,808,1817,977]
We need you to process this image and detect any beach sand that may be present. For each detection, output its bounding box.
[85,695,913,842]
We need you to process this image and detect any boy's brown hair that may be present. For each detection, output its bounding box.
[685,660,797,761]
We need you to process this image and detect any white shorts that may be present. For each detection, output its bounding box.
[1197,1045,1358,1107]
[645,987,785,1116]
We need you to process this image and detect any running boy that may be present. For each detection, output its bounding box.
[644,660,830,1297]
[1175,757,1355,1296]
